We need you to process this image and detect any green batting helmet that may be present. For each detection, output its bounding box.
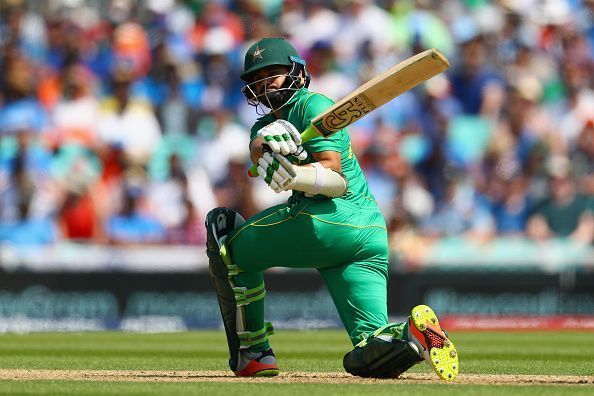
[241,38,307,81]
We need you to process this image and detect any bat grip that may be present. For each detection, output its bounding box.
[247,125,321,177]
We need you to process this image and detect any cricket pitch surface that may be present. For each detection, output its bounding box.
[0,370,592,385]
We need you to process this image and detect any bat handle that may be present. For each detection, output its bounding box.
[247,125,321,177]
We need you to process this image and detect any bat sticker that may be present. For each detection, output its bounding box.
[319,96,376,132]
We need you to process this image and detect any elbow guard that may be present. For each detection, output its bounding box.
[291,162,348,198]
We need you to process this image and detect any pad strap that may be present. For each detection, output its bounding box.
[355,323,395,348]
[238,322,275,347]
[233,283,266,306]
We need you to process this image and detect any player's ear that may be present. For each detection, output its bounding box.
[298,71,306,87]
[299,68,311,88]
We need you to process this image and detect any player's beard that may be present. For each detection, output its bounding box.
[261,88,294,110]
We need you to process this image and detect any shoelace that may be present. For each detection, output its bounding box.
[255,349,275,362]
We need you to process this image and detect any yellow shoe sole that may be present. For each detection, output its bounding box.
[410,304,459,381]
[251,369,280,377]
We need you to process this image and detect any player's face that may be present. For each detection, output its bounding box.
[242,64,302,113]
[251,66,290,96]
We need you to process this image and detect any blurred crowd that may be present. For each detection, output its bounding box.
[0,0,593,261]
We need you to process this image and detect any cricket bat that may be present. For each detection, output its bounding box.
[249,48,450,177]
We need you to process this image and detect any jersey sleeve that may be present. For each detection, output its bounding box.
[250,115,275,141]
[250,123,262,141]
[301,93,345,153]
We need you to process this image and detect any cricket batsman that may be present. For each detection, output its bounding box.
[205,37,459,380]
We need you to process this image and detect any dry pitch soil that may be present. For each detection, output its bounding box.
[0,370,592,385]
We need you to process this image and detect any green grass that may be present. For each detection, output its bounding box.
[0,330,592,395]
[1,382,592,396]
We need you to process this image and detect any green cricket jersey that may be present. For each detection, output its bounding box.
[250,88,377,207]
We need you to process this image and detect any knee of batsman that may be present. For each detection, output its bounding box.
[205,207,245,274]
[207,244,240,278]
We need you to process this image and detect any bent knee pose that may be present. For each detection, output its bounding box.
[205,38,458,380]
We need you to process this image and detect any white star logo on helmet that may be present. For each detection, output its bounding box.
[252,45,266,61]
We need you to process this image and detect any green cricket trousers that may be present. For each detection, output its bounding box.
[225,195,390,351]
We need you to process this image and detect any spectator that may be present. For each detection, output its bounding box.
[0,188,57,247]
[97,67,162,167]
[332,0,397,73]
[111,22,151,78]
[306,40,355,101]
[105,178,165,245]
[526,157,594,244]
[196,109,250,184]
[48,63,100,147]
[485,174,531,236]
[213,155,257,219]
[281,1,340,53]
[0,132,55,223]
[422,177,496,242]
[571,120,594,196]
[0,144,57,247]
[151,63,200,136]
[56,182,101,242]
[360,128,400,219]
[554,61,594,153]
[449,35,505,115]
[165,198,206,245]
[52,144,103,242]
[148,152,191,229]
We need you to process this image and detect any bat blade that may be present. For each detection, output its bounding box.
[249,48,450,177]
[311,48,449,137]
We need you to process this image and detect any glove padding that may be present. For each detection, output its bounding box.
[257,152,297,193]
[257,120,308,160]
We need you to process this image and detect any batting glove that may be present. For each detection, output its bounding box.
[257,152,297,193]
[257,120,308,160]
